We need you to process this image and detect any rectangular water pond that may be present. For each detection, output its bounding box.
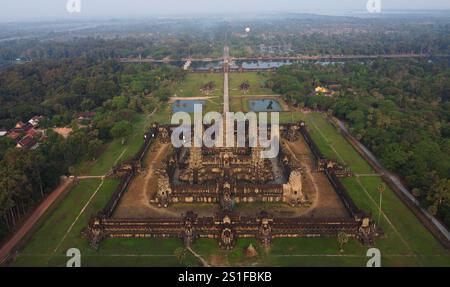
[172,100,206,113]
[248,99,282,112]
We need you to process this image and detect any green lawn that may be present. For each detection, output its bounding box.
[168,73,224,118]
[173,73,223,98]
[279,111,305,124]
[9,178,199,267]
[306,113,450,265]
[303,113,374,174]
[74,114,149,176]
[10,179,114,266]
[151,103,173,125]
[229,72,274,96]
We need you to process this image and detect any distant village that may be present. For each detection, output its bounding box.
[0,116,44,150]
[0,112,96,150]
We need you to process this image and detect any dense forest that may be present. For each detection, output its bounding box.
[0,58,185,240]
[0,36,221,66]
[0,18,227,66]
[268,58,450,227]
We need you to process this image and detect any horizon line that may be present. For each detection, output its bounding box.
[1,9,450,24]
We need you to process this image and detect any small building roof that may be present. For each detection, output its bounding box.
[26,128,39,138]
[28,116,43,127]
[15,121,26,129]
[315,86,331,93]
[17,135,38,149]
[30,115,43,121]
[7,131,21,141]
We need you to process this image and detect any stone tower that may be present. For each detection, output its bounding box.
[156,169,172,208]
[282,169,306,206]
[251,146,264,168]
[189,147,203,169]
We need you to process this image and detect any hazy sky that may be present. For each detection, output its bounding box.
[1,0,450,22]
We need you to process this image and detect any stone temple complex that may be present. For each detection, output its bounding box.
[83,45,380,251]
[83,122,381,250]
[152,141,308,209]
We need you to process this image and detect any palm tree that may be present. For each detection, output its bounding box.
[174,247,188,265]
[337,232,349,252]
[201,81,215,95]
[240,81,250,94]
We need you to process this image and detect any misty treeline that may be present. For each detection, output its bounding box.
[0,35,222,65]
[228,17,450,56]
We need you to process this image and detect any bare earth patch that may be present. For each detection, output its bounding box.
[283,137,348,218]
[113,141,179,218]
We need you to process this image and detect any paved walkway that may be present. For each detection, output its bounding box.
[187,247,210,267]
[223,45,230,114]
[222,45,234,145]
[223,72,229,113]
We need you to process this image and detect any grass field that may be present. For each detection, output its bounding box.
[9,179,199,267]
[228,72,274,96]
[304,113,374,174]
[151,102,173,124]
[297,112,450,266]
[152,73,225,123]
[173,73,223,98]
[74,114,149,176]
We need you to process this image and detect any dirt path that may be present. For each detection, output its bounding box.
[143,143,170,203]
[113,148,128,166]
[283,141,319,211]
[0,177,74,264]
[187,247,210,267]
[76,175,105,179]
[113,142,180,218]
[283,137,348,218]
